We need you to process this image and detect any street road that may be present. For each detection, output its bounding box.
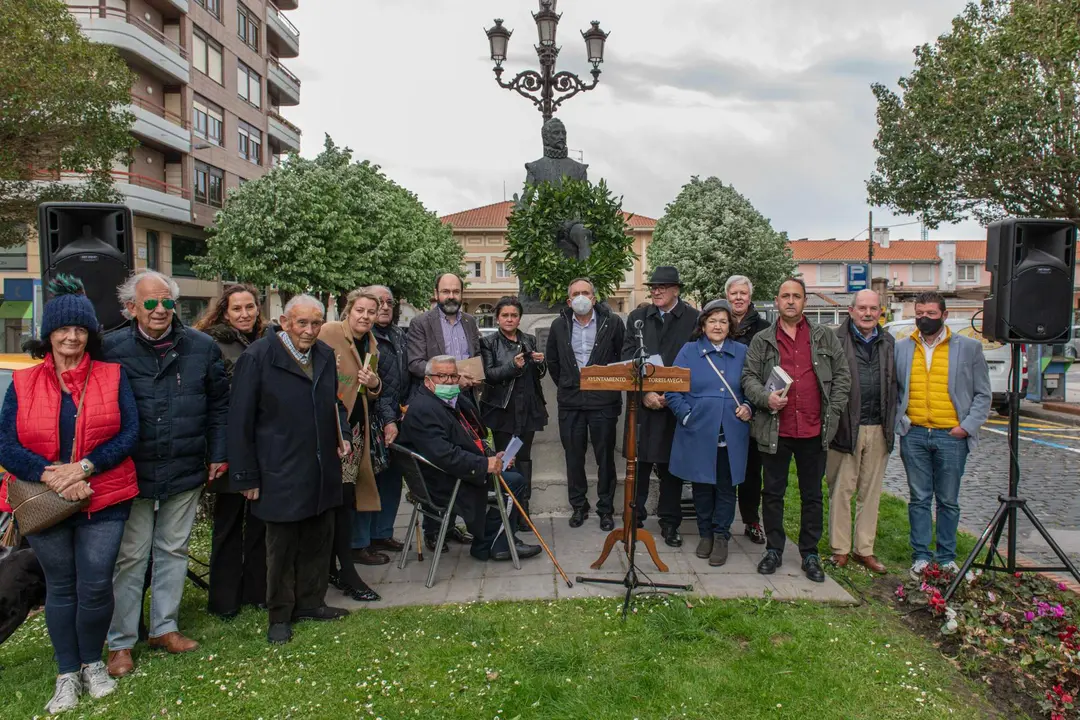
[883,414,1080,574]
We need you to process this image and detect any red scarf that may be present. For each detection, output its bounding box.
[46,352,92,404]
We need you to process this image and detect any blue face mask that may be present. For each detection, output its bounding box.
[433,384,461,401]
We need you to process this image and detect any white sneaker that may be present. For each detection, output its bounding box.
[942,561,961,575]
[45,672,82,715]
[80,660,117,699]
[909,559,930,580]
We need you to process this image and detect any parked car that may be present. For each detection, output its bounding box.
[884,318,1027,416]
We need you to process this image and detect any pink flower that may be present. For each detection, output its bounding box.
[1024,611,1035,622]
[894,584,906,599]
[1052,604,1066,618]
[1058,582,1069,591]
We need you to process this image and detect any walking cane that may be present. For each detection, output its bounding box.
[415,515,424,562]
[496,471,573,588]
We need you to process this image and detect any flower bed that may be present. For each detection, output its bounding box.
[893,565,1080,719]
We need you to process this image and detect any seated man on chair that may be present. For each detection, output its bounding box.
[399,355,542,562]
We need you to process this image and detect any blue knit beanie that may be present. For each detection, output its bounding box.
[41,275,100,337]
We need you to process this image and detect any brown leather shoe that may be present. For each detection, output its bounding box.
[370,537,405,551]
[830,553,849,567]
[352,547,391,565]
[853,554,887,573]
[107,649,134,678]
[148,631,199,654]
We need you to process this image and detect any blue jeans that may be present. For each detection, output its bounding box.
[691,447,738,540]
[352,468,405,549]
[901,427,969,564]
[27,513,128,674]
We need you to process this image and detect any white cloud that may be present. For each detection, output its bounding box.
[282,0,985,241]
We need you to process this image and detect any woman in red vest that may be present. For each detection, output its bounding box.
[0,276,138,715]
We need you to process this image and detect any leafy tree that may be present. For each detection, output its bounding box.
[868,0,1080,226]
[504,179,636,305]
[0,0,135,246]
[647,177,795,306]
[195,136,463,307]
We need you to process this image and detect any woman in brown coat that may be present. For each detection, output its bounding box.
[317,290,383,601]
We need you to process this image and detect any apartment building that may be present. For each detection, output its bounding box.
[1,0,303,348]
[439,201,657,325]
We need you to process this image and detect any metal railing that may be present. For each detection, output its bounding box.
[266,1,300,39]
[129,94,189,129]
[34,168,192,200]
[66,6,189,59]
[268,57,301,87]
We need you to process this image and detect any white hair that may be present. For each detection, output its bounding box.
[364,285,394,301]
[424,355,457,375]
[118,270,180,319]
[724,275,753,295]
[283,294,325,316]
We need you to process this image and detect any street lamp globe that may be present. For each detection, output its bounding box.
[485,19,512,65]
[582,20,609,67]
[533,4,560,47]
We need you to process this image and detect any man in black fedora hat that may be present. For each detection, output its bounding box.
[621,266,700,546]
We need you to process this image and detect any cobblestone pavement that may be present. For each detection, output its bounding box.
[882,414,1080,572]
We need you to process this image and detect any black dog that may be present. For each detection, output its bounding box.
[0,545,46,646]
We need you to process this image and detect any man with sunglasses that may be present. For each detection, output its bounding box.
[399,355,541,562]
[102,271,229,677]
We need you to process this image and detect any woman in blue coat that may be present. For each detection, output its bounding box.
[665,299,753,566]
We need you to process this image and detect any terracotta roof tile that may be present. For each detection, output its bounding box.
[789,239,987,263]
[440,200,656,230]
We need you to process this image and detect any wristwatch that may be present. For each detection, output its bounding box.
[79,459,93,477]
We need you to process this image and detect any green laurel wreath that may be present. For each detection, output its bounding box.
[505,178,637,305]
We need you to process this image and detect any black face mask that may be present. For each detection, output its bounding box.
[915,316,943,336]
[438,299,461,316]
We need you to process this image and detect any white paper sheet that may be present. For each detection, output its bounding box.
[501,435,524,471]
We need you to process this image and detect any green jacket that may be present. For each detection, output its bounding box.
[740,319,851,453]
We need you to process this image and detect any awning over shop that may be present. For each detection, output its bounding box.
[0,301,32,320]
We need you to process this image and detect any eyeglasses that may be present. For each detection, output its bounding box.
[143,298,176,311]
[377,299,394,307]
[649,285,675,292]
[427,372,461,383]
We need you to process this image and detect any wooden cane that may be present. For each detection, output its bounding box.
[497,471,573,588]
[415,515,424,562]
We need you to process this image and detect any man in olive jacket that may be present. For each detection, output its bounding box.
[741,278,850,583]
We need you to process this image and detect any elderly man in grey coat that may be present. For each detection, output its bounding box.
[895,291,991,581]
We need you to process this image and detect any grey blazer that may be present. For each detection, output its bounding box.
[894,330,992,450]
[405,307,481,382]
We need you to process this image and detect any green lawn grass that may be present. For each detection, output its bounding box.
[0,481,1005,720]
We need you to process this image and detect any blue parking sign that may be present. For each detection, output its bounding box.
[847,264,868,292]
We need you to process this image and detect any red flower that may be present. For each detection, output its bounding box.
[1053,684,1065,697]
[1015,572,1023,578]
[1063,694,1074,704]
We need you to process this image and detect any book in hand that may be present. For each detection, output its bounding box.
[766,366,793,398]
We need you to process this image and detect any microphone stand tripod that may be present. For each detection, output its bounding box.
[577,321,693,619]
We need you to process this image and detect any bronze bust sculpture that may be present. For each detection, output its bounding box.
[521,118,593,262]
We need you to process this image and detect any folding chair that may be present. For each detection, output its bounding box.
[391,444,519,588]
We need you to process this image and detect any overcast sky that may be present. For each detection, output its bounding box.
[284,0,982,241]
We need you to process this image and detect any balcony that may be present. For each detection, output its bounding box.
[266,1,299,58]
[67,5,189,84]
[128,96,191,154]
[267,58,300,106]
[268,111,301,154]
[34,170,192,224]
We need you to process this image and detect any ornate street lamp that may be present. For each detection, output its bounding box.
[484,0,609,122]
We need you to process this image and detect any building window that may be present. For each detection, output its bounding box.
[176,298,209,324]
[237,3,260,51]
[818,263,843,285]
[0,243,28,271]
[193,28,223,84]
[195,0,220,20]
[172,236,205,278]
[192,96,223,146]
[468,261,482,279]
[146,231,159,271]
[194,161,224,208]
[869,263,889,280]
[237,62,261,108]
[237,120,262,165]
[495,261,511,279]
[958,264,978,283]
[911,264,934,284]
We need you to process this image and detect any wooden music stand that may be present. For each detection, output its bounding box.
[580,363,690,572]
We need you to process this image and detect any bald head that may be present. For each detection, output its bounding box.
[849,289,882,336]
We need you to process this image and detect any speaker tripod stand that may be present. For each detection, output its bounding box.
[574,338,693,619]
[944,343,1080,602]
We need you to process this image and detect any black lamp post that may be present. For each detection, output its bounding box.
[485,0,609,122]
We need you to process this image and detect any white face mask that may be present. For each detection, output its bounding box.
[570,295,593,316]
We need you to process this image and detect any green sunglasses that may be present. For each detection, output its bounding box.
[143,298,176,311]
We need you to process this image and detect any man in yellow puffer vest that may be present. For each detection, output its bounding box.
[894,292,991,582]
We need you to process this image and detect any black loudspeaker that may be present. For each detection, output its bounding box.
[982,218,1076,344]
[38,202,134,333]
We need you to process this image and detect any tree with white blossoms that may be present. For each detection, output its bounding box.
[647,176,796,306]
[195,135,464,309]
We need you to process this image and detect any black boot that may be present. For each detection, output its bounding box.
[515,460,533,533]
